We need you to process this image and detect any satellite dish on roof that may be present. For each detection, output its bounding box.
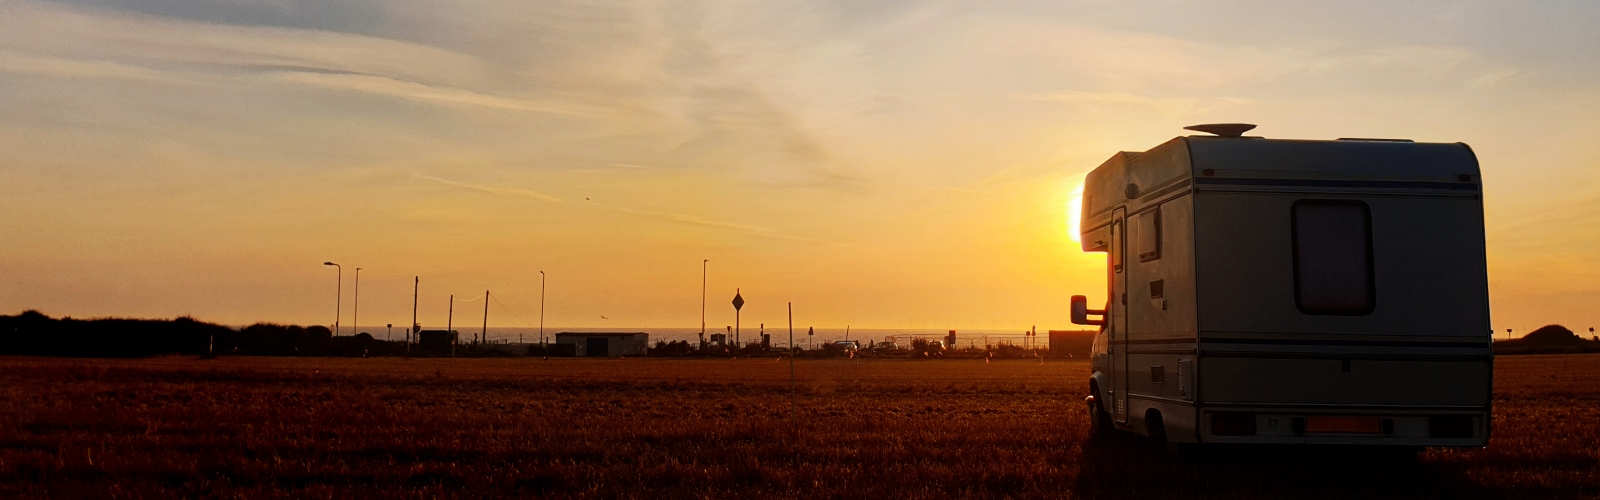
[1184,123,1257,138]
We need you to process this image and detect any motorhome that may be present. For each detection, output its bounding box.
[1071,124,1491,448]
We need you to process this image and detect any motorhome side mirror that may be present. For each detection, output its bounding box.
[1071,295,1105,326]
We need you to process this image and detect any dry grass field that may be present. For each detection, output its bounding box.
[1,354,1596,499]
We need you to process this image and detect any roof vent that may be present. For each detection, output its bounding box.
[1184,123,1256,138]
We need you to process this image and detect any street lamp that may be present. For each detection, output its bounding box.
[353,267,362,337]
[323,262,341,336]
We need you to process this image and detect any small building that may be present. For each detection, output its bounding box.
[1048,330,1095,357]
[554,332,649,357]
[417,330,459,350]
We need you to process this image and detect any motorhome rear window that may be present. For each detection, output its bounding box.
[1291,200,1375,315]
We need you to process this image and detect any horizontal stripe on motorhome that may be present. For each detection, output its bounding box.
[1124,338,1199,344]
[1128,393,1194,406]
[1085,174,1191,219]
[1079,188,1194,235]
[1136,177,1193,202]
[1200,337,1485,348]
[1200,402,1489,411]
[1127,348,1197,355]
[1194,177,1478,191]
[1199,351,1490,362]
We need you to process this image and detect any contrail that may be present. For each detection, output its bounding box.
[415,174,814,242]
[414,174,563,203]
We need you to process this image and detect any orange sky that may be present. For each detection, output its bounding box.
[2,1,1597,335]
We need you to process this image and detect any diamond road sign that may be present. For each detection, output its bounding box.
[731,292,745,311]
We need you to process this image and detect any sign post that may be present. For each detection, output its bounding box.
[732,289,745,348]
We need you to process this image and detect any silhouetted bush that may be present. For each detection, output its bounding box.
[649,340,695,356]
[1494,324,1600,355]
[0,310,230,357]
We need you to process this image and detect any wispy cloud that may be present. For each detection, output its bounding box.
[919,186,991,195]
[414,174,563,203]
[605,163,664,170]
[276,70,607,116]
[0,51,190,85]
[613,205,815,243]
[1018,90,1251,116]
[415,174,813,242]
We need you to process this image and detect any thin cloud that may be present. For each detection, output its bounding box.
[590,200,817,243]
[921,186,992,195]
[1019,91,1251,115]
[414,174,563,203]
[0,51,191,85]
[415,174,814,242]
[276,70,607,116]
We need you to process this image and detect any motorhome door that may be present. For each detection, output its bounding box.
[1111,208,1129,424]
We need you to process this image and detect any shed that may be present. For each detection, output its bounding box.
[417,330,459,350]
[553,332,649,357]
[1048,330,1095,357]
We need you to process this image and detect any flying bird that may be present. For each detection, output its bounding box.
[601,315,608,320]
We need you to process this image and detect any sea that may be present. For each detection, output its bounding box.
[338,325,1062,349]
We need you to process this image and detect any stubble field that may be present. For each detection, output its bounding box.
[0,354,1596,499]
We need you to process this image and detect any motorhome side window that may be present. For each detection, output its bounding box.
[1111,219,1123,272]
[1137,208,1160,262]
[1291,200,1375,315]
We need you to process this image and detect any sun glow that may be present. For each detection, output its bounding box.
[1067,182,1084,244]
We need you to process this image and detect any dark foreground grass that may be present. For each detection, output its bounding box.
[0,355,1596,499]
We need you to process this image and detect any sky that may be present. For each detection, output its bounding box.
[2,0,1597,335]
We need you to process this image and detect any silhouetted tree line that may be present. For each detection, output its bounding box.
[0,310,231,357]
[0,311,409,358]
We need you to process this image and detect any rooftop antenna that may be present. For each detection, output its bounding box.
[1184,123,1257,138]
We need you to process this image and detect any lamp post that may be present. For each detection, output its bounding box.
[323,262,341,336]
[539,270,546,346]
[353,267,362,337]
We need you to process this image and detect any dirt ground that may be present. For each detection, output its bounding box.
[1,354,1596,499]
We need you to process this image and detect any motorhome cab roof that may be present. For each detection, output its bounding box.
[1073,124,1490,449]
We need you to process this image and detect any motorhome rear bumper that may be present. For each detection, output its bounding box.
[1196,405,1489,447]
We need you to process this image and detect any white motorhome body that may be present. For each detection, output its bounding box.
[1072,125,1491,447]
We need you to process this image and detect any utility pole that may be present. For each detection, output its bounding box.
[788,302,796,433]
[701,260,708,349]
[353,268,362,337]
[481,290,490,346]
[409,276,418,357]
[448,294,455,358]
[539,271,546,347]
